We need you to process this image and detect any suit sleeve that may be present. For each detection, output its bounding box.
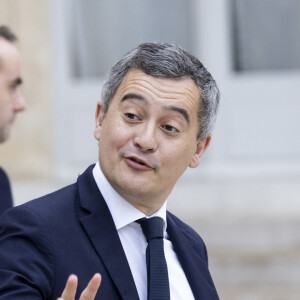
[0,206,55,299]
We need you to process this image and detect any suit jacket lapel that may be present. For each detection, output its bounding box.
[167,213,219,300]
[77,165,139,300]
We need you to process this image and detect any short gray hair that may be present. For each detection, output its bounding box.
[101,42,220,139]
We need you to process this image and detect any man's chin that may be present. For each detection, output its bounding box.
[117,177,153,197]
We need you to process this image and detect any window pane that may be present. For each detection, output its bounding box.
[69,0,195,78]
[231,0,300,72]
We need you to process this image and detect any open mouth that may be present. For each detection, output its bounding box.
[129,157,147,166]
[126,156,152,169]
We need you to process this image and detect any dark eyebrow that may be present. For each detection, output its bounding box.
[165,106,190,124]
[121,93,190,123]
[121,93,146,102]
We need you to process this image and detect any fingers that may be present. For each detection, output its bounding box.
[60,274,78,300]
[59,273,101,300]
[79,273,102,300]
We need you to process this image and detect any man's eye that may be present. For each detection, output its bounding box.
[124,113,139,121]
[162,125,179,133]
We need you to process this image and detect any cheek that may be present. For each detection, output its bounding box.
[162,146,189,167]
[1,88,11,104]
[163,140,197,168]
[0,91,9,108]
[102,118,132,150]
[0,104,11,120]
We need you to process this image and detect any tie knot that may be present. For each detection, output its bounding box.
[137,217,164,241]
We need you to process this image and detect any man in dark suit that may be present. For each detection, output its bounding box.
[0,168,13,215]
[0,26,26,215]
[0,42,220,299]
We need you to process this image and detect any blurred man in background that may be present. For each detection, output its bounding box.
[0,25,26,215]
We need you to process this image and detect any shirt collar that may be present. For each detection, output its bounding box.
[92,162,167,231]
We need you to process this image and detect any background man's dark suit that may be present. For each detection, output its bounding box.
[0,165,219,299]
[0,167,13,215]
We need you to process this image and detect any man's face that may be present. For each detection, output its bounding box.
[0,38,25,143]
[94,69,210,214]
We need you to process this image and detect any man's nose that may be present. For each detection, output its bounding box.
[14,93,26,112]
[133,123,158,152]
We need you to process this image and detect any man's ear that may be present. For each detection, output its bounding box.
[189,135,212,168]
[94,101,105,141]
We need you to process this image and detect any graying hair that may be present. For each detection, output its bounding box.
[101,42,220,139]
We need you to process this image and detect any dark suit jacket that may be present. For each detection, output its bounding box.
[0,165,219,299]
[0,167,13,216]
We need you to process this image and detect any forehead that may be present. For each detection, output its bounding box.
[115,69,201,108]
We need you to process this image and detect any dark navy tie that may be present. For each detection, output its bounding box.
[137,217,170,300]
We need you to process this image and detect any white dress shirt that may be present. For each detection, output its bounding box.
[93,162,195,300]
